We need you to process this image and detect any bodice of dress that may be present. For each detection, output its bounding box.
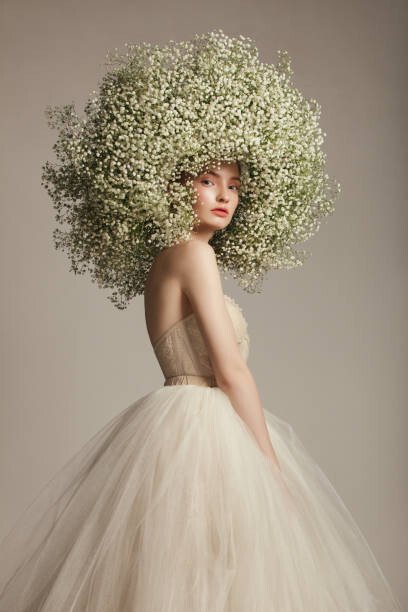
[153,294,250,387]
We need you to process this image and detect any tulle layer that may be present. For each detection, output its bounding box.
[0,384,402,611]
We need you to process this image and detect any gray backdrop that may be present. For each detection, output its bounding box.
[1,0,407,606]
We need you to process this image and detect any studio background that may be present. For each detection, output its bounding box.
[0,0,406,606]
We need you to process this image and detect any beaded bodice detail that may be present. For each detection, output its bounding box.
[153,294,250,387]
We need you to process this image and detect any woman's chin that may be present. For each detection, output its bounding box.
[208,221,229,233]
[205,215,230,229]
[191,214,231,235]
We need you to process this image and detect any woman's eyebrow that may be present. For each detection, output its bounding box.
[205,171,241,181]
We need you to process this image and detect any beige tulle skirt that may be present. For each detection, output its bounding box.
[0,385,403,611]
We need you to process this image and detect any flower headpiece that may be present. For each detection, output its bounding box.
[41,29,340,309]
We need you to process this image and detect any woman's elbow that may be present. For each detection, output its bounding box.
[215,360,252,391]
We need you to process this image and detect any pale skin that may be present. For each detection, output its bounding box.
[144,161,281,470]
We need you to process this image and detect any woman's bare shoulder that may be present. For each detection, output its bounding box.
[158,239,215,272]
[145,240,214,293]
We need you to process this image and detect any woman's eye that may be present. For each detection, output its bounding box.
[200,179,240,191]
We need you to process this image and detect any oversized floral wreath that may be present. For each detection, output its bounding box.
[41,29,340,309]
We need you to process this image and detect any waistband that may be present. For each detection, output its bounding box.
[164,374,217,387]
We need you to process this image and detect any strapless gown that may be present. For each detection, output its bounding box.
[0,294,403,611]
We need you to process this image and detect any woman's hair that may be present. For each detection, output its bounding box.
[42,30,340,309]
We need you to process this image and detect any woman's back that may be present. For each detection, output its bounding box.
[144,242,195,349]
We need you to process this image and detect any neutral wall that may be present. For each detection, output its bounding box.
[1,0,407,606]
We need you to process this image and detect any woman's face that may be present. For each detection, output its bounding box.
[189,162,241,232]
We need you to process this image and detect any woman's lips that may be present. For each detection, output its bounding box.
[211,208,228,217]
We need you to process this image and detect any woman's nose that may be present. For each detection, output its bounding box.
[217,187,230,202]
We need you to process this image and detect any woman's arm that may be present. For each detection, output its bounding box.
[176,239,280,469]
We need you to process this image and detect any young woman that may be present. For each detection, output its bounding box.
[0,31,402,611]
[144,161,280,468]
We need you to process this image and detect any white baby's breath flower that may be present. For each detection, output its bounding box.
[41,29,340,309]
